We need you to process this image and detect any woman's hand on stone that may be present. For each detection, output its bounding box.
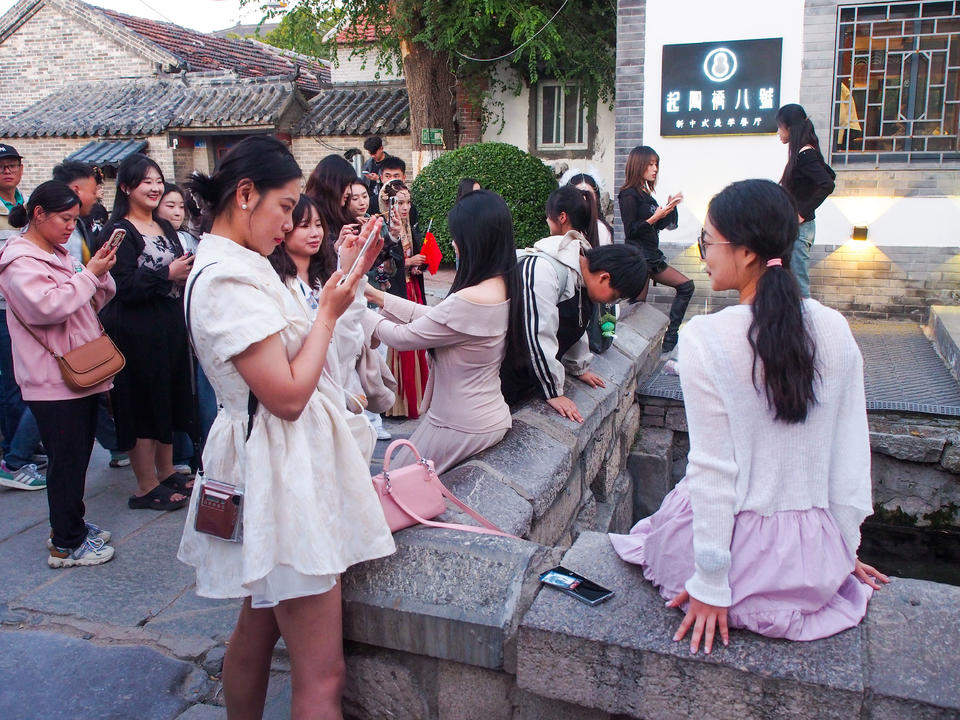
[854,558,889,590]
[576,370,606,389]
[667,590,729,655]
[546,395,583,423]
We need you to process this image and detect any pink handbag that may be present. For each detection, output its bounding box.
[372,439,517,538]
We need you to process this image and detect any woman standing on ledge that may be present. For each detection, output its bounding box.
[618,146,692,355]
[776,103,836,299]
[610,179,887,654]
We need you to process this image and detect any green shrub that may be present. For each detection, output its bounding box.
[410,142,558,262]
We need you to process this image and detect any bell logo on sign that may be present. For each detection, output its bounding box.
[703,48,738,83]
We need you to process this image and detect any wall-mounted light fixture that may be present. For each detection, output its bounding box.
[852,225,869,241]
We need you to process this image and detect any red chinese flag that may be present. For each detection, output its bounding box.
[421,231,443,275]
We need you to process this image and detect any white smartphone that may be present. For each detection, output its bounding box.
[337,226,379,286]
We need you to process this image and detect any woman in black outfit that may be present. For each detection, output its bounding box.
[304,154,362,254]
[99,154,194,511]
[776,104,836,299]
[618,146,693,354]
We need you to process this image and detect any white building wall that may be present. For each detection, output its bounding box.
[482,63,617,199]
[330,46,403,84]
[642,0,959,249]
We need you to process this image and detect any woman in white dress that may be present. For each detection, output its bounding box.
[177,136,395,719]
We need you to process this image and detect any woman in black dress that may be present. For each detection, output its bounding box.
[99,154,194,511]
[618,146,693,355]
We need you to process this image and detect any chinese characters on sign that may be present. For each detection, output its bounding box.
[660,38,783,137]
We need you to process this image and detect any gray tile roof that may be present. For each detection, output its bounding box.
[65,139,148,167]
[0,73,299,137]
[295,82,409,137]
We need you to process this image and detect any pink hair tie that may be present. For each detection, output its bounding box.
[766,258,783,268]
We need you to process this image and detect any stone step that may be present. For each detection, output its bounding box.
[516,531,960,720]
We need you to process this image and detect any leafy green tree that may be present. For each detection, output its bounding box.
[252,0,616,151]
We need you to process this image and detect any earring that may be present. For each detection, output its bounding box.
[241,204,248,210]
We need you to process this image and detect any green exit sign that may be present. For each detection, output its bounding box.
[420,128,444,145]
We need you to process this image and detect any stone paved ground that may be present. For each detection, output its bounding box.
[0,418,420,719]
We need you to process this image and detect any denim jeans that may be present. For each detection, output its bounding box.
[173,364,217,468]
[0,309,42,467]
[791,220,816,299]
[95,394,119,453]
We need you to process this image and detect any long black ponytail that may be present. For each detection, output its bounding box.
[546,184,599,248]
[776,103,822,188]
[707,179,816,423]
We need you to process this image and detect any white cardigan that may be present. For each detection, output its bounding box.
[677,299,873,607]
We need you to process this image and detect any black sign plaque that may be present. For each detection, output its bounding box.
[660,38,783,137]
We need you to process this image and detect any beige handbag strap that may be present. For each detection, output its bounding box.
[0,260,106,359]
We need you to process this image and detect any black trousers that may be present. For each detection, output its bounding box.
[28,394,99,550]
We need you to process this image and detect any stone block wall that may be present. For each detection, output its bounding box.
[644,240,960,320]
[337,303,668,719]
[336,299,960,719]
[636,396,960,527]
[0,2,159,120]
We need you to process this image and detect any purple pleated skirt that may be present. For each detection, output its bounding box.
[609,481,872,641]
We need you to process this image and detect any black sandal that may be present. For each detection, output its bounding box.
[161,472,194,497]
[128,483,188,511]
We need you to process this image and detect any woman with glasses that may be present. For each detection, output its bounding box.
[618,146,693,356]
[611,179,888,654]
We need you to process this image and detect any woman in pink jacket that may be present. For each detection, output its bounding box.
[0,181,119,568]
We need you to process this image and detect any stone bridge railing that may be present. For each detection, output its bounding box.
[337,303,960,720]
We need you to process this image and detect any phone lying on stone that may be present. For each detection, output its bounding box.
[539,566,614,606]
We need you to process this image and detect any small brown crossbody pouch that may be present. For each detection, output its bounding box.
[5,298,125,393]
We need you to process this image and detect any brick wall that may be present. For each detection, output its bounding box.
[645,240,960,321]
[456,83,483,147]
[0,3,158,120]
[614,0,646,237]
[291,134,415,180]
[801,0,960,197]
[2,134,174,210]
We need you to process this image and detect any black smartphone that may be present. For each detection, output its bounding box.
[539,566,614,606]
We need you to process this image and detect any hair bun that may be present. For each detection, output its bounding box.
[185,171,220,206]
[7,203,28,229]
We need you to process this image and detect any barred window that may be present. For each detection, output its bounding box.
[537,82,588,150]
[833,1,960,166]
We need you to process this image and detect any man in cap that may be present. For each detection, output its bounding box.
[0,144,46,490]
[0,144,24,238]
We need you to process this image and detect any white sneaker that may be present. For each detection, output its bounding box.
[47,522,111,550]
[48,535,115,568]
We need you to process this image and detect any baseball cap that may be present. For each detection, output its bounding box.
[0,144,22,161]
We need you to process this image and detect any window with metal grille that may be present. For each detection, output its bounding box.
[537,82,588,150]
[833,1,960,166]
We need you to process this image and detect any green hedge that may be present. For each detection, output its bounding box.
[410,142,558,262]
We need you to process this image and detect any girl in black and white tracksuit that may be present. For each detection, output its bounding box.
[501,186,648,423]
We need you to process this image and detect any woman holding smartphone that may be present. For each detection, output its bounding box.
[618,145,693,355]
[99,154,194,511]
[0,181,119,567]
[179,136,395,720]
